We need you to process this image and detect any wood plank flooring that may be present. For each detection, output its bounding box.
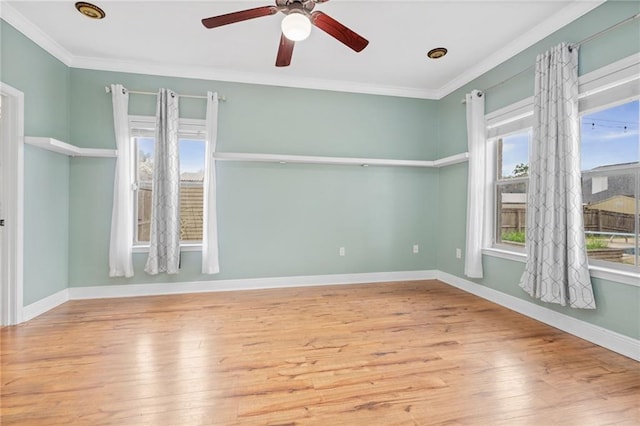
[1,280,638,425]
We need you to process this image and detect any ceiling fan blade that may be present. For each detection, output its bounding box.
[202,6,278,29]
[276,33,295,67]
[310,11,369,52]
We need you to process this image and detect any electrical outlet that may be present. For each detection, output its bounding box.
[413,244,419,254]
[339,247,346,256]
[456,248,462,259]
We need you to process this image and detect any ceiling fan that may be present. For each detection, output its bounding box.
[201,0,369,67]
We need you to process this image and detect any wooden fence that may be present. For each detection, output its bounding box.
[137,185,203,242]
[500,207,526,234]
[583,208,635,234]
[501,206,636,235]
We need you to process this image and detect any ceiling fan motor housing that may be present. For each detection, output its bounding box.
[276,0,316,15]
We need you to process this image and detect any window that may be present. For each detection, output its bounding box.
[485,53,640,276]
[495,131,530,248]
[581,100,639,270]
[130,117,207,247]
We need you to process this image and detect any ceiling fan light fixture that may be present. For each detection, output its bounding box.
[281,12,311,41]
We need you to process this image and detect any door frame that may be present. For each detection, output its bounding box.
[1,82,24,326]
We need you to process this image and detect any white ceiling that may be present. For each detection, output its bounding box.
[2,0,605,99]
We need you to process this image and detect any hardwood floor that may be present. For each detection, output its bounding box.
[1,280,638,425]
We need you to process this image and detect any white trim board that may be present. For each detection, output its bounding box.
[23,289,69,322]
[482,247,640,288]
[22,271,437,321]
[69,270,437,300]
[436,271,640,362]
[19,269,638,362]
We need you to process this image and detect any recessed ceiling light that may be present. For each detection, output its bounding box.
[427,47,448,59]
[75,2,105,20]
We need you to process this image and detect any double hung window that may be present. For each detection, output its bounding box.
[129,116,207,248]
[486,54,640,275]
[494,131,530,248]
[580,100,639,269]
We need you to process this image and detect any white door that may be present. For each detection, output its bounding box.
[0,84,24,326]
[0,94,7,324]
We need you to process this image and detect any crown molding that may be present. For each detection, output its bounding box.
[434,0,607,98]
[2,0,607,100]
[0,1,73,66]
[70,55,440,99]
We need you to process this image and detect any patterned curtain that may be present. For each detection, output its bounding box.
[108,84,134,277]
[519,43,596,309]
[145,89,181,275]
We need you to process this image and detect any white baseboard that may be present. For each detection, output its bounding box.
[436,271,640,362]
[22,288,69,322]
[18,269,639,362]
[68,270,438,300]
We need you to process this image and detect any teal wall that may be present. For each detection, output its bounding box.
[67,69,439,286]
[436,0,640,339]
[1,20,70,305]
[1,1,638,340]
[22,146,70,305]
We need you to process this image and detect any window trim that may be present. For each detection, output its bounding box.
[129,115,207,251]
[482,247,640,288]
[488,130,531,248]
[484,53,640,282]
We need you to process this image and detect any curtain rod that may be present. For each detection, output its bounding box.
[104,86,226,102]
[461,11,640,103]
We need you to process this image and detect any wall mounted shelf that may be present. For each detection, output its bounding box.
[24,137,469,167]
[25,137,117,158]
[213,152,469,168]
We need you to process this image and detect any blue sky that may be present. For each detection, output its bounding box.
[137,138,205,174]
[501,99,639,176]
[581,100,639,170]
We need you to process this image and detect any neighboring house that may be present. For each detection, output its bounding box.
[587,195,636,216]
[582,163,637,205]
[581,163,637,234]
[583,194,636,235]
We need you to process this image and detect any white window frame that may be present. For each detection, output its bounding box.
[482,53,640,287]
[489,128,532,253]
[128,115,207,253]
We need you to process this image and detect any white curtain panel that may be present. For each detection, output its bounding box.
[108,84,134,278]
[145,89,181,275]
[464,89,486,278]
[519,43,596,309]
[202,92,220,274]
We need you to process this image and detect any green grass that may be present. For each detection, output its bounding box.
[501,232,609,250]
[586,237,609,250]
[501,231,525,243]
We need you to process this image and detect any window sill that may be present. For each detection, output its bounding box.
[482,247,526,263]
[482,247,639,288]
[132,243,202,253]
[589,265,640,288]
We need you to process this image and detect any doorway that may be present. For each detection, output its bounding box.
[0,83,24,326]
